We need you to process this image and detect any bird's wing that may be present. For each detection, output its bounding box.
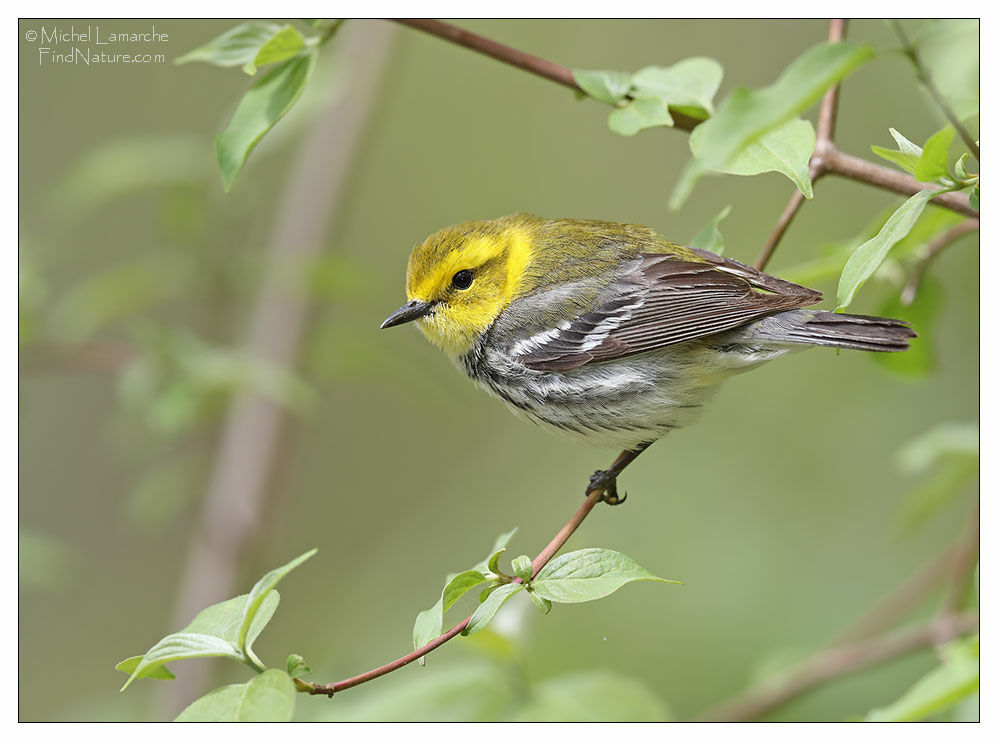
[512,251,823,372]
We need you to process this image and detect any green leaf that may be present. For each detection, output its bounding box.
[671,40,873,208]
[285,653,310,678]
[412,598,444,661]
[215,48,318,192]
[115,655,175,680]
[121,633,242,690]
[512,670,672,721]
[690,205,731,255]
[413,569,489,657]
[953,153,974,180]
[889,127,924,156]
[914,126,956,182]
[119,587,281,690]
[897,422,978,475]
[463,583,524,635]
[969,186,979,211]
[572,69,632,104]
[183,592,279,647]
[176,669,296,722]
[608,97,672,135]
[528,590,552,615]
[243,25,307,75]
[865,635,978,721]
[238,549,316,655]
[531,548,680,603]
[693,117,815,197]
[630,57,723,114]
[836,189,938,310]
[511,555,533,582]
[176,22,284,67]
[477,527,518,575]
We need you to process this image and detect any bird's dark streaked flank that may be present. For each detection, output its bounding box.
[381,214,915,499]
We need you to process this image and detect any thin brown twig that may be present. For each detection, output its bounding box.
[901,218,980,305]
[890,21,980,161]
[304,488,607,696]
[821,148,976,216]
[697,611,978,722]
[392,19,701,132]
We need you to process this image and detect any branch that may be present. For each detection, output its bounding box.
[901,218,980,305]
[391,19,700,132]
[890,21,979,161]
[303,489,606,696]
[392,19,977,226]
[697,611,978,722]
[818,147,977,217]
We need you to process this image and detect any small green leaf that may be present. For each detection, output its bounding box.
[463,583,524,635]
[511,555,533,582]
[865,635,978,721]
[871,145,920,175]
[630,57,723,114]
[889,127,924,156]
[176,669,296,722]
[243,25,307,75]
[608,97,673,135]
[836,190,939,309]
[478,527,518,575]
[478,585,496,603]
[175,22,283,67]
[115,656,175,680]
[671,40,873,208]
[184,592,279,648]
[215,48,318,191]
[572,69,632,104]
[915,126,956,183]
[413,569,490,657]
[285,653,310,678]
[693,117,815,197]
[412,597,444,662]
[531,548,680,603]
[121,634,242,691]
[969,186,979,211]
[953,153,974,180]
[690,205,731,255]
[528,590,552,615]
[238,549,316,655]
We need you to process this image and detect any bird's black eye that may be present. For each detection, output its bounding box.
[451,269,474,290]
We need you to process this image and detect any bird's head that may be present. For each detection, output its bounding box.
[380,218,536,358]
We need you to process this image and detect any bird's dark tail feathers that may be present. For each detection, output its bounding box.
[751,310,916,352]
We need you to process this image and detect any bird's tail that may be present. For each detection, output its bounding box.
[749,310,916,352]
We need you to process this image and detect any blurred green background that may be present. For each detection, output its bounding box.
[18,19,978,721]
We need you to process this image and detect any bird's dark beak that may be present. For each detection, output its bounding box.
[380,299,435,329]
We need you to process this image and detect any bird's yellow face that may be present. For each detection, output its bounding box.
[381,224,534,358]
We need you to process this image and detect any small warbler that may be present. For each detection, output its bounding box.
[381,214,914,502]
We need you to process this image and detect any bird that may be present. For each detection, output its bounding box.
[380,214,915,503]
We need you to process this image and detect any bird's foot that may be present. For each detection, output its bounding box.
[587,469,627,506]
